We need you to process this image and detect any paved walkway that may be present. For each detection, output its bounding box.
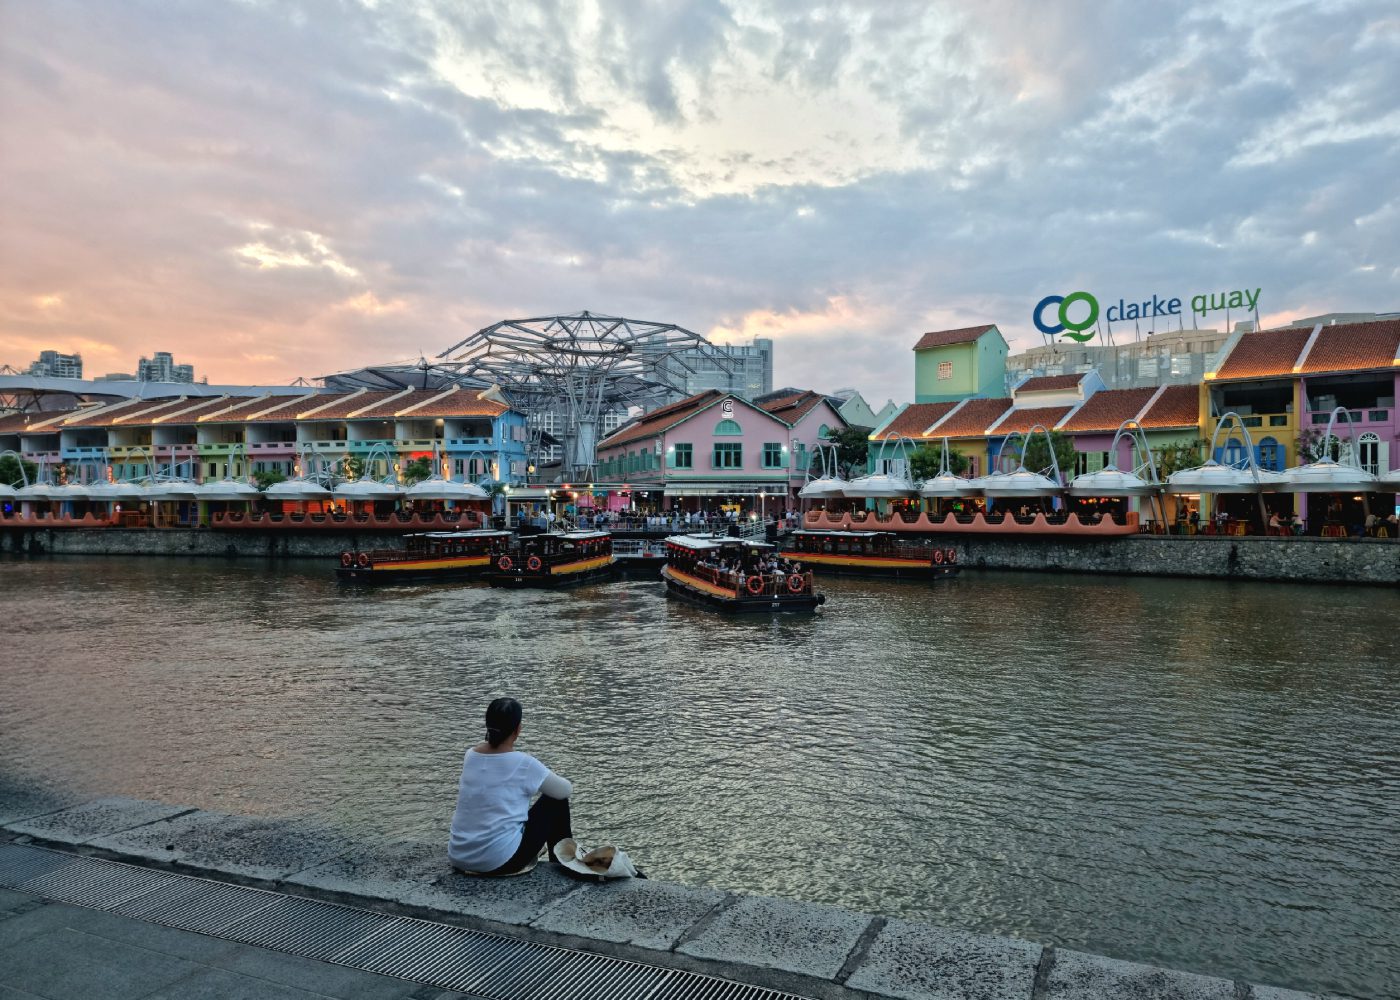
[0,888,479,1000]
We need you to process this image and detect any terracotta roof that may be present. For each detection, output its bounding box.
[0,412,54,434]
[149,397,244,423]
[1059,387,1158,433]
[929,397,1012,438]
[756,389,831,425]
[1296,318,1400,375]
[913,325,997,351]
[600,390,724,449]
[392,388,507,419]
[107,398,198,425]
[243,398,343,423]
[990,405,1073,435]
[1015,373,1084,393]
[872,402,958,440]
[198,395,302,422]
[1138,385,1200,428]
[1213,328,1310,380]
[302,391,404,420]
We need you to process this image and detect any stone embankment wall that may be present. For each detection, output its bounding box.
[4,526,1397,586]
[0,791,1318,1000]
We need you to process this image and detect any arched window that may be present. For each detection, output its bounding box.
[818,423,830,439]
[1256,437,1283,471]
[715,419,742,435]
[1218,437,1248,467]
[1359,432,1381,475]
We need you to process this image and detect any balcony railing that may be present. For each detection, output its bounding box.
[247,441,297,451]
[1308,409,1388,425]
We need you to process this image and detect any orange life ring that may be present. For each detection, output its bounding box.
[356,552,370,568]
[340,551,352,567]
[746,575,765,596]
[527,555,543,571]
[946,548,958,564]
[933,548,944,564]
[787,573,804,593]
[497,554,513,571]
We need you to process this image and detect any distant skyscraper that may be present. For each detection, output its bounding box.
[653,338,773,400]
[26,350,83,379]
[137,351,195,383]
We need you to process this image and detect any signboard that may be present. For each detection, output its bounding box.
[1034,286,1262,343]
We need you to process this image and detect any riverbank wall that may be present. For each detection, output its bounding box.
[0,790,1317,1000]
[4,525,1398,586]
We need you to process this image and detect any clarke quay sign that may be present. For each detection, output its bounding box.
[1033,286,1262,343]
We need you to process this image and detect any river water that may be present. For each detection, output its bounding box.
[1,556,1396,997]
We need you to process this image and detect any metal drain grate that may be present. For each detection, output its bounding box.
[0,843,812,1000]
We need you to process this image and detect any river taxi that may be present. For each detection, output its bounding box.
[485,530,616,588]
[336,530,513,584]
[661,534,825,613]
[779,530,960,579]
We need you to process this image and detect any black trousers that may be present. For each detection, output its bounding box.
[488,795,572,875]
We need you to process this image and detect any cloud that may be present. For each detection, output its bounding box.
[0,0,1396,405]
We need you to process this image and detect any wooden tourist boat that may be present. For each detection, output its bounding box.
[661,534,825,613]
[485,530,616,588]
[611,538,669,576]
[336,530,513,583]
[779,530,960,579]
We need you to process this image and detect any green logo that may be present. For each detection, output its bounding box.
[1032,291,1099,342]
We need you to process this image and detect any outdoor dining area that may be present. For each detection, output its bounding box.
[797,411,1400,541]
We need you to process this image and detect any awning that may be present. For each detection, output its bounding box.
[663,482,788,497]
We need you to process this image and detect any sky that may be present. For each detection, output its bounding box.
[1,0,1398,406]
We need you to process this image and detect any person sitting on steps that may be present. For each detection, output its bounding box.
[448,697,573,875]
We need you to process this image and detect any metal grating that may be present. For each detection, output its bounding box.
[0,843,812,1000]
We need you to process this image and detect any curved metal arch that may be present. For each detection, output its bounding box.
[0,448,32,487]
[1107,419,1168,525]
[1311,406,1365,469]
[999,423,1066,485]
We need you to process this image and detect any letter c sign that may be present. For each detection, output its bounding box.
[1033,292,1099,343]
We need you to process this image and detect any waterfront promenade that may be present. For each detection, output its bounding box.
[1,791,1321,1000]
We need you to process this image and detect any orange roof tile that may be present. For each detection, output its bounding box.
[0,412,54,434]
[1213,328,1309,380]
[1138,385,1200,428]
[929,397,1013,438]
[913,325,997,351]
[1015,373,1083,393]
[107,398,197,425]
[756,389,831,425]
[872,402,958,440]
[1296,319,1400,375]
[149,397,244,423]
[991,405,1073,435]
[392,389,507,419]
[198,395,304,422]
[299,391,403,420]
[1059,387,1158,433]
[600,390,725,449]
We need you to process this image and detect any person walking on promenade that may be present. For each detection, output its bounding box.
[448,698,573,875]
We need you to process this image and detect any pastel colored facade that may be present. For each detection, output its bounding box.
[0,387,528,486]
[912,325,1008,403]
[594,388,847,503]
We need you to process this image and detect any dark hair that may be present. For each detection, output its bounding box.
[485,698,522,749]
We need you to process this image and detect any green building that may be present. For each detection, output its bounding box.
[912,325,1008,404]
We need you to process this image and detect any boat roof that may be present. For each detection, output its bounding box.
[792,530,895,538]
[560,530,611,540]
[411,530,512,539]
[665,533,775,550]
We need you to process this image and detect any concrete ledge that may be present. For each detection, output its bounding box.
[1,796,1322,1000]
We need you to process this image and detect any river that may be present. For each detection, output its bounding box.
[1,555,1396,997]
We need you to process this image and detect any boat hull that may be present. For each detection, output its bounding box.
[661,566,823,614]
[777,551,959,580]
[485,555,617,589]
[336,555,492,584]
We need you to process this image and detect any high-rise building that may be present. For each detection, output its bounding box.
[137,351,195,383]
[26,350,83,379]
[653,338,773,400]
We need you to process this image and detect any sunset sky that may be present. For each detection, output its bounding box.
[1,0,1397,405]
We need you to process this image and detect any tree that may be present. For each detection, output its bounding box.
[402,457,433,485]
[1295,427,1345,463]
[252,470,286,491]
[1019,430,1078,478]
[1152,438,1208,477]
[824,425,874,478]
[0,454,37,487]
[909,444,969,481]
[341,455,364,479]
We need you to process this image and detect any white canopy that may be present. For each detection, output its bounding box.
[918,472,981,498]
[1379,468,1400,490]
[1068,467,1158,497]
[977,468,1063,499]
[0,482,16,500]
[146,480,200,500]
[264,477,332,500]
[841,472,917,498]
[1276,459,1379,494]
[193,478,262,502]
[333,479,405,501]
[44,482,94,502]
[85,481,150,502]
[15,483,56,501]
[404,478,490,502]
[1167,461,1284,494]
[798,476,850,499]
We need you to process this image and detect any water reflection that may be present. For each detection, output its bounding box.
[1,556,1396,998]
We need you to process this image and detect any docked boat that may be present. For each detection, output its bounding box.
[611,538,669,576]
[779,530,960,579]
[485,530,616,588]
[337,530,513,584]
[661,534,825,613]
